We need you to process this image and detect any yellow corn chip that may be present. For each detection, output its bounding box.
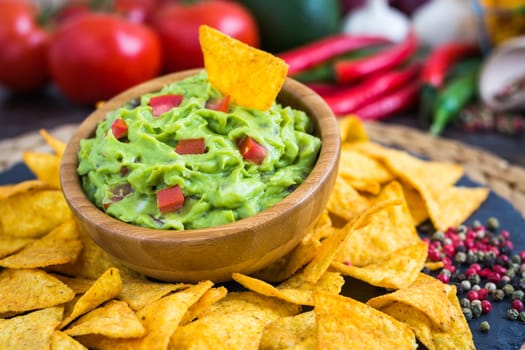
[335,181,420,267]
[51,331,88,350]
[326,176,371,222]
[181,286,228,325]
[331,241,428,289]
[259,311,316,350]
[61,267,122,328]
[0,190,72,238]
[199,25,288,111]
[302,198,401,284]
[52,274,95,295]
[339,144,394,185]
[118,276,189,311]
[170,291,300,350]
[0,219,82,269]
[0,268,74,314]
[64,300,146,338]
[0,307,64,350]
[367,273,452,331]
[0,179,52,200]
[77,280,213,350]
[400,181,429,225]
[22,151,61,189]
[425,261,445,271]
[313,291,416,350]
[338,115,369,143]
[39,128,67,157]
[0,236,35,258]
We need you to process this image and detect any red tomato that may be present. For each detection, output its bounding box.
[0,0,50,93]
[48,13,162,105]
[152,0,259,72]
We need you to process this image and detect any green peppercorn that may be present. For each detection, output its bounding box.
[503,284,515,296]
[460,298,471,309]
[480,321,491,332]
[511,254,522,264]
[493,289,505,301]
[507,308,519,320]
[472,220,482,229]
[486,217,500,231]
[485,282,497,292]
[471,284,481,292]
[471,302,483,318]
[507,268,516,279]
[467,252,478,264]
[457,225,467,234]
[432,231,445,242]
[455,252,467,264]
[461,280,471,291]
[512,290,524,301]
[462,307,473,321]
[468,273,480,285]
[519,311,525,322]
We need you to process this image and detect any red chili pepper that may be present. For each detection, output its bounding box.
[333,31,418,84]
[305,82,350,96]
[157,185,184,213]
[421,42,480,88]
[353,81,419,120]
[175,138,206,155]
[278,34,391,76]
[419,42,480,126]
[322,63,421,116]
[111,118,128,139]
[149,94,183,117]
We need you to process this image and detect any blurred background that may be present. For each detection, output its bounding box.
[1,0,524,164]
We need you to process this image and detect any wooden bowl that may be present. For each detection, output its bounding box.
[60,69,340,283]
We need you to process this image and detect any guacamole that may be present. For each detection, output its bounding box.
[77,71,321,230]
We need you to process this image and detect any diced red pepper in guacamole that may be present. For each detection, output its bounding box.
[238,136,267,164]
[205,95,230,112]
[157,185,184,213]
[175,138,206,155]
[111,118,128,139]
[149,94,184,116]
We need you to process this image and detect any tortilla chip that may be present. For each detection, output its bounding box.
[0,268,74,314]
[338,115,369,143]
[331,241,428,289]
[0,179,53,200]
[425,261,445,271]
[400,182,429,225]
[0,190,72,238]
[181,286,228,325]
[170,291,299,350]
[118,276,189,311]
[259,311,316,350]
[338,144,394,185]
[0,236,35,258]
[51,331,88,350]
[199,25,288,111]
[0,219,82,269]
[61,267,122,328]
[326,176,371,222]
[48,223,140,279]
[77,280,213,350]
[302,198,401,284]
[367,273,452,331]
[22,151,61,189]
[39,128,66,158]
[335,181,421,267]
[0,307,64,350]
[64,300,145,338]
[313,291,416,350]
[346,178,381,195]
[51,274,95,294]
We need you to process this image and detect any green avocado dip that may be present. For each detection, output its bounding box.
[77,71,321,230]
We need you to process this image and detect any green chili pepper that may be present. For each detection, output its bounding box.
[430,68,480,135]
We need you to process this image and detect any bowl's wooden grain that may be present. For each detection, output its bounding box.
[60,69,340,282]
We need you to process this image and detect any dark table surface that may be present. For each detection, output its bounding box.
[1,85,525,168]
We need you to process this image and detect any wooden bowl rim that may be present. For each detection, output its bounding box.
[60,69,340,244]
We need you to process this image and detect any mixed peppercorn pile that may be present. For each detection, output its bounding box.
[421,217,525,333]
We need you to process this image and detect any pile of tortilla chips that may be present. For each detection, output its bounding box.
[0,116,486,349]
[0,28,488,350]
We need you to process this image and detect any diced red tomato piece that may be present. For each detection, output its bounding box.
[205,95,230,112]
[111,118,128,139]
[175,138,206,155]
[149,94,183,116]
[157,185,184,213]
[238,136,267,164]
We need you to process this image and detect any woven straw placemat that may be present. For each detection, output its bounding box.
[1,122,525,217]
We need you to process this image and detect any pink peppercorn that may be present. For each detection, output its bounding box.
[443,244,455,256]
[479,268,491,278]
[428,249,441,261]
[477,288,489,300]
[511,299,524,313]
[437,273,450,284]
[500,230,510,240]
[488,272,502,283]
[465,267,478,278]
[467,290,479,301]
[470,263,482,272]
[519,251,525,261]
[493,265,507,275]
[481,300,492,313]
